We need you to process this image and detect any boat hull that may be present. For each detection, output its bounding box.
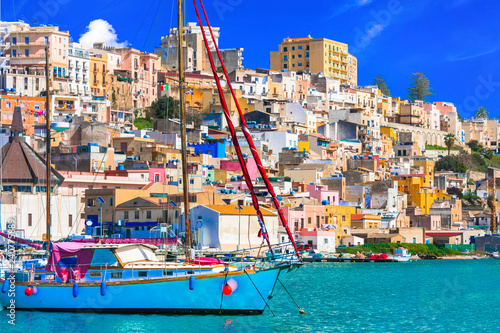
[0,265,293,314]
[389,256,412,262]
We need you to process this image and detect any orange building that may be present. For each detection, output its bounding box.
[0,96,46,136]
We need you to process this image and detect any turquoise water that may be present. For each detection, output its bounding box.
[2,260,499,332]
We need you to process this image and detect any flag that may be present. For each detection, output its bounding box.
[160,84,169,91]
[186,89,194,95]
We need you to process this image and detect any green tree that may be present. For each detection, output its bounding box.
[444,133,456,156]
[407,72,433,102]
[457,113,463,121]
[149,96,180,119]
[467,140,484,153]
[435,155,466,173]
[475,106,488,119]
[372,74,391,96]
[484,149,494,160]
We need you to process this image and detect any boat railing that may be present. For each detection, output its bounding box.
[223,241,300,269]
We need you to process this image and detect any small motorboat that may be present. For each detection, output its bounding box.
[389,247,412,262]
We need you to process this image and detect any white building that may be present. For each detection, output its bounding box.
[68,42,90,96]
[0,192,84,241]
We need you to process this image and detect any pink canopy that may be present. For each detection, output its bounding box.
[71,237,178,246]
[45,242,93,281]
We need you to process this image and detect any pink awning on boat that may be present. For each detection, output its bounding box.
[0,232,42,250]
[45,242,93,280]
[71,237,179,246]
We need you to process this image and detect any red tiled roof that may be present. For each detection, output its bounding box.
[392,174,425,177]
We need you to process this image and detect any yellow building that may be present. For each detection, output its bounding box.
[202,88,255,115]
[381,126,398,144]
[89,51,109,96]
[270,37,357,86]
[324,205,357,245]
[413,158,435,187]
[391,174,451,214]
[298,140,310,153]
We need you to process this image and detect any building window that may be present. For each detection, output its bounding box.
[308,217,311,225]
[190,179,194,184]
[12,49,16,57]
[110,198,113,206]
[12,37,16,45]
[283,47,288,52]
[124,211,129,219]
[69,214,73,228]
[45,36,49,45]
[25,49,29,57]
[28,214,32,227]
[146,211,151,219]
[301,218,305,229]
[135,211,139,219]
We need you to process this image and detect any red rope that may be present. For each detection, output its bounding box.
[191,0,274,254]
[195,0,300,259]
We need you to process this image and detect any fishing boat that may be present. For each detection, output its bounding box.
[0,0,302,314]
[389,247,412,262]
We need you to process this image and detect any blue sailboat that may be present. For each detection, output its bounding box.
[0,0,302,314]
[1,242,297,314]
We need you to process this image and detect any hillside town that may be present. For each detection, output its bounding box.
[1,20,499,255]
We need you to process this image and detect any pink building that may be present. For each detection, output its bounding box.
[58,170,150,196]
[434,102,456,116]
[220,157,258,181]
[282,207,305,233]
[303,205,326,230]
[120,48,159,109]
[7,24,70,94]
[225,181,249,191]
[306,184,339,205]
[423,103,441,130]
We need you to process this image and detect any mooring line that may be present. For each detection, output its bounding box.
[244,270,275,317]
[277,278,305,314]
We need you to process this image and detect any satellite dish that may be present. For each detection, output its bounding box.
[85,220,93,226]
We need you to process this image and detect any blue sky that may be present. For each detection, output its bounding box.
[3,0,500,118]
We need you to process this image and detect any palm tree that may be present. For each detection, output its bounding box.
[476,106,488,119]
[444,133,456,156]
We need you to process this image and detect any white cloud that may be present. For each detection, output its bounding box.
[79,19,128,48]
[357,0,373,5]
[448,47,498,62]
[328,0,374,19]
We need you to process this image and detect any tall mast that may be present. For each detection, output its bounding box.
[45,46,51,251]
[178,0,192,250]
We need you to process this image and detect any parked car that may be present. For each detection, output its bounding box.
[297,244,312,251]
[336,244,347,249]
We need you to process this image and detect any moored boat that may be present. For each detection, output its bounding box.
[1,242,298,314]
[389,247,412,262]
